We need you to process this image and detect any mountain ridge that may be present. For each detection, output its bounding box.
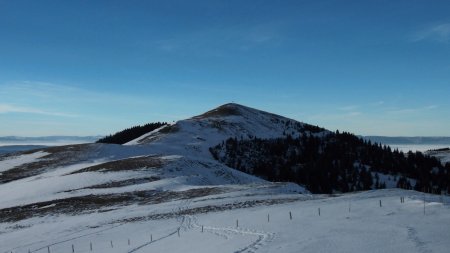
[1,103,448,195]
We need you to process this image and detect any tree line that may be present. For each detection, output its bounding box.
[210,131,450,194]
[97,122,167,144]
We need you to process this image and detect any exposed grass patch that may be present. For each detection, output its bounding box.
[69,155,164,174]
[193,104,241,119]
[158,124,179,134]
[63,176,161,192]
[0,188,224,223]
[116,197,300,223]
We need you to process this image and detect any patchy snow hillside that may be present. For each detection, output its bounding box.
[1,103,450,252]
[125,103,327,158]
[0,103,315,209]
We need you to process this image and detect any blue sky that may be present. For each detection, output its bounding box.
[0,0,449,136]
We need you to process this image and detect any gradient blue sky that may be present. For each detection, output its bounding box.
[0,0,449,136]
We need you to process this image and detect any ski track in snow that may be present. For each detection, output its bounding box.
[127,215,274,253]
[406,226,431,253]
[127,198,274,253]
[187,215,275,253]
[127,199,192,253]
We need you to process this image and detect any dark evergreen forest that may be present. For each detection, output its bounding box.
[97,122,167,144]
[210,131,450,194]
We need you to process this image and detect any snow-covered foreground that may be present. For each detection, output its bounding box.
[1,189,449,253]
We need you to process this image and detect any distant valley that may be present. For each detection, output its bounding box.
[0,136,102,154]
[363,136,450,152]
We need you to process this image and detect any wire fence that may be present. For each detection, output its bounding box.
[4,192,450,253]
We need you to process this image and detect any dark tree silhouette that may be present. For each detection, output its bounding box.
[210,131,448,194]
[97,122,167,144]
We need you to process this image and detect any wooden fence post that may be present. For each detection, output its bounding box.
[268,214,270,222]
[424,194,426,215]
[110,240,113,248]
[318,208,321,216]
[289,211,292,220]
[90,242,92,251]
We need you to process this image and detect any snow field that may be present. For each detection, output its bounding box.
[2,189,450,253]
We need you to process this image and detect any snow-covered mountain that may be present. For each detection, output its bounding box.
[0,103,321,188]
[125,103,324,155]
[0,103,309,231]
[1,103,449,253]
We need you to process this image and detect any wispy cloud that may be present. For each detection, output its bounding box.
[387,105,438,114]
[0,103,76,117]
[371,101,385,106]
[338,105,359,111]
[425,105,438,110]
[0,81,182,122]
[347,111,362,117]
[0,81,155,106]
[308,111,362,121]
[154,22,284,56]
[412,23,450,43]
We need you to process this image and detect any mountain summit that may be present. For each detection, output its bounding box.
[125,103,323,158]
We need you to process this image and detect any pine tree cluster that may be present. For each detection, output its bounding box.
[96,122,167,144]
[210,131,450,194]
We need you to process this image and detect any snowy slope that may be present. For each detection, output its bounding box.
[0,151,49,173]
[0,104,310,244]
[125,103,324,158]
[0,103,314,210]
